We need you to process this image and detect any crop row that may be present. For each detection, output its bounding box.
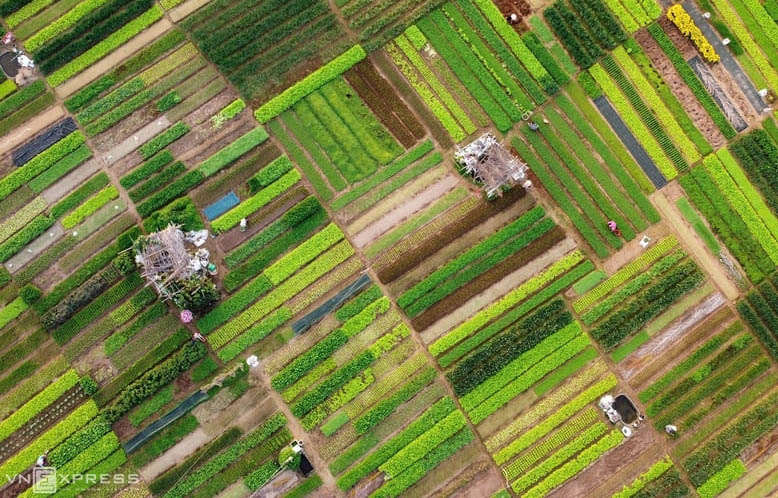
[613,457,674,498]
[430,249,584,357]
[224,211,327,292]
[272,297,389,390]
[449,300,571,396]
[392,34,471,140]
[696,459,746,498]
[681,167,771,282]
[666,5,719,62]
[731,131,778,215]
[640,320,742,402]
[139,122,190,159]
[514,132,611,256]
[583,251,685,325]
[129,161,186,202]
[211,169,301,233]
[646,23,736,138]
[353,365,435,435]
[493,374,617,464]
[502,407,598,480]
[711,0,778,93]
[211,241,355,346]
[468,324,590,424]
[524,430,624,497]
[705,154,778,264]
[121,151,174,189]
[0,130,85,201]
[535,115,631,244]
[217,307,291,361]
[592,261,704,349]
[399,207,544,309]
[512,422,607,493]
[47,6,164,87]
[62,185,118,229]
[0,369,79,441]
[337,396,456,490]
[544,2,602,69]
[344,352,426,418]
[647,335,756,419]
[591,63,680,179]
[683,390,778,486]
[163,413,287,498]
[0,400,98,478]
[420,12,517,132]
[574,236,677,312]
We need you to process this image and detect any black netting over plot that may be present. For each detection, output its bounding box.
[13,117,77,167]
[291,273,372,334]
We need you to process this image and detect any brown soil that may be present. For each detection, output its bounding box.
[657,18,757,127]
[0,106,65,153]
[634,29,725,148]
[547,426,661,498]
[601,223,669,275]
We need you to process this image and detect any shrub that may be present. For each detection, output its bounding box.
[192,357,218,382]
[79,375,98,395]
[143,195,204,232]
[19,284,42,304]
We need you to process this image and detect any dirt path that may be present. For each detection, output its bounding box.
[0,105,64,152]
[352,175,459,248]
[651,188,740,300]
[138,427,212,482]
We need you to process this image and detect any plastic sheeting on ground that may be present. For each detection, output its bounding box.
[291,273,372,334]
[13,117,77,167]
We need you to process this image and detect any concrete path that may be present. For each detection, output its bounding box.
[6,224,63,273]
[593,96,667,189]
[41,158,100,204]
[104,117,171,166]
[138,427,212,482]
[683,0,768,113]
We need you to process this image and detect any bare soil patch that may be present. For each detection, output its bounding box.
[635,29,725,148]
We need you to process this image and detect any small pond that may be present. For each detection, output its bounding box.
[613,394,639,424]
[0,52,20,78]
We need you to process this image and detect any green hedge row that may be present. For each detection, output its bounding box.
[255,45,366,122]
[139,122,190,159]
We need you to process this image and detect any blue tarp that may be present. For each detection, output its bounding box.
[204,191,239,220]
